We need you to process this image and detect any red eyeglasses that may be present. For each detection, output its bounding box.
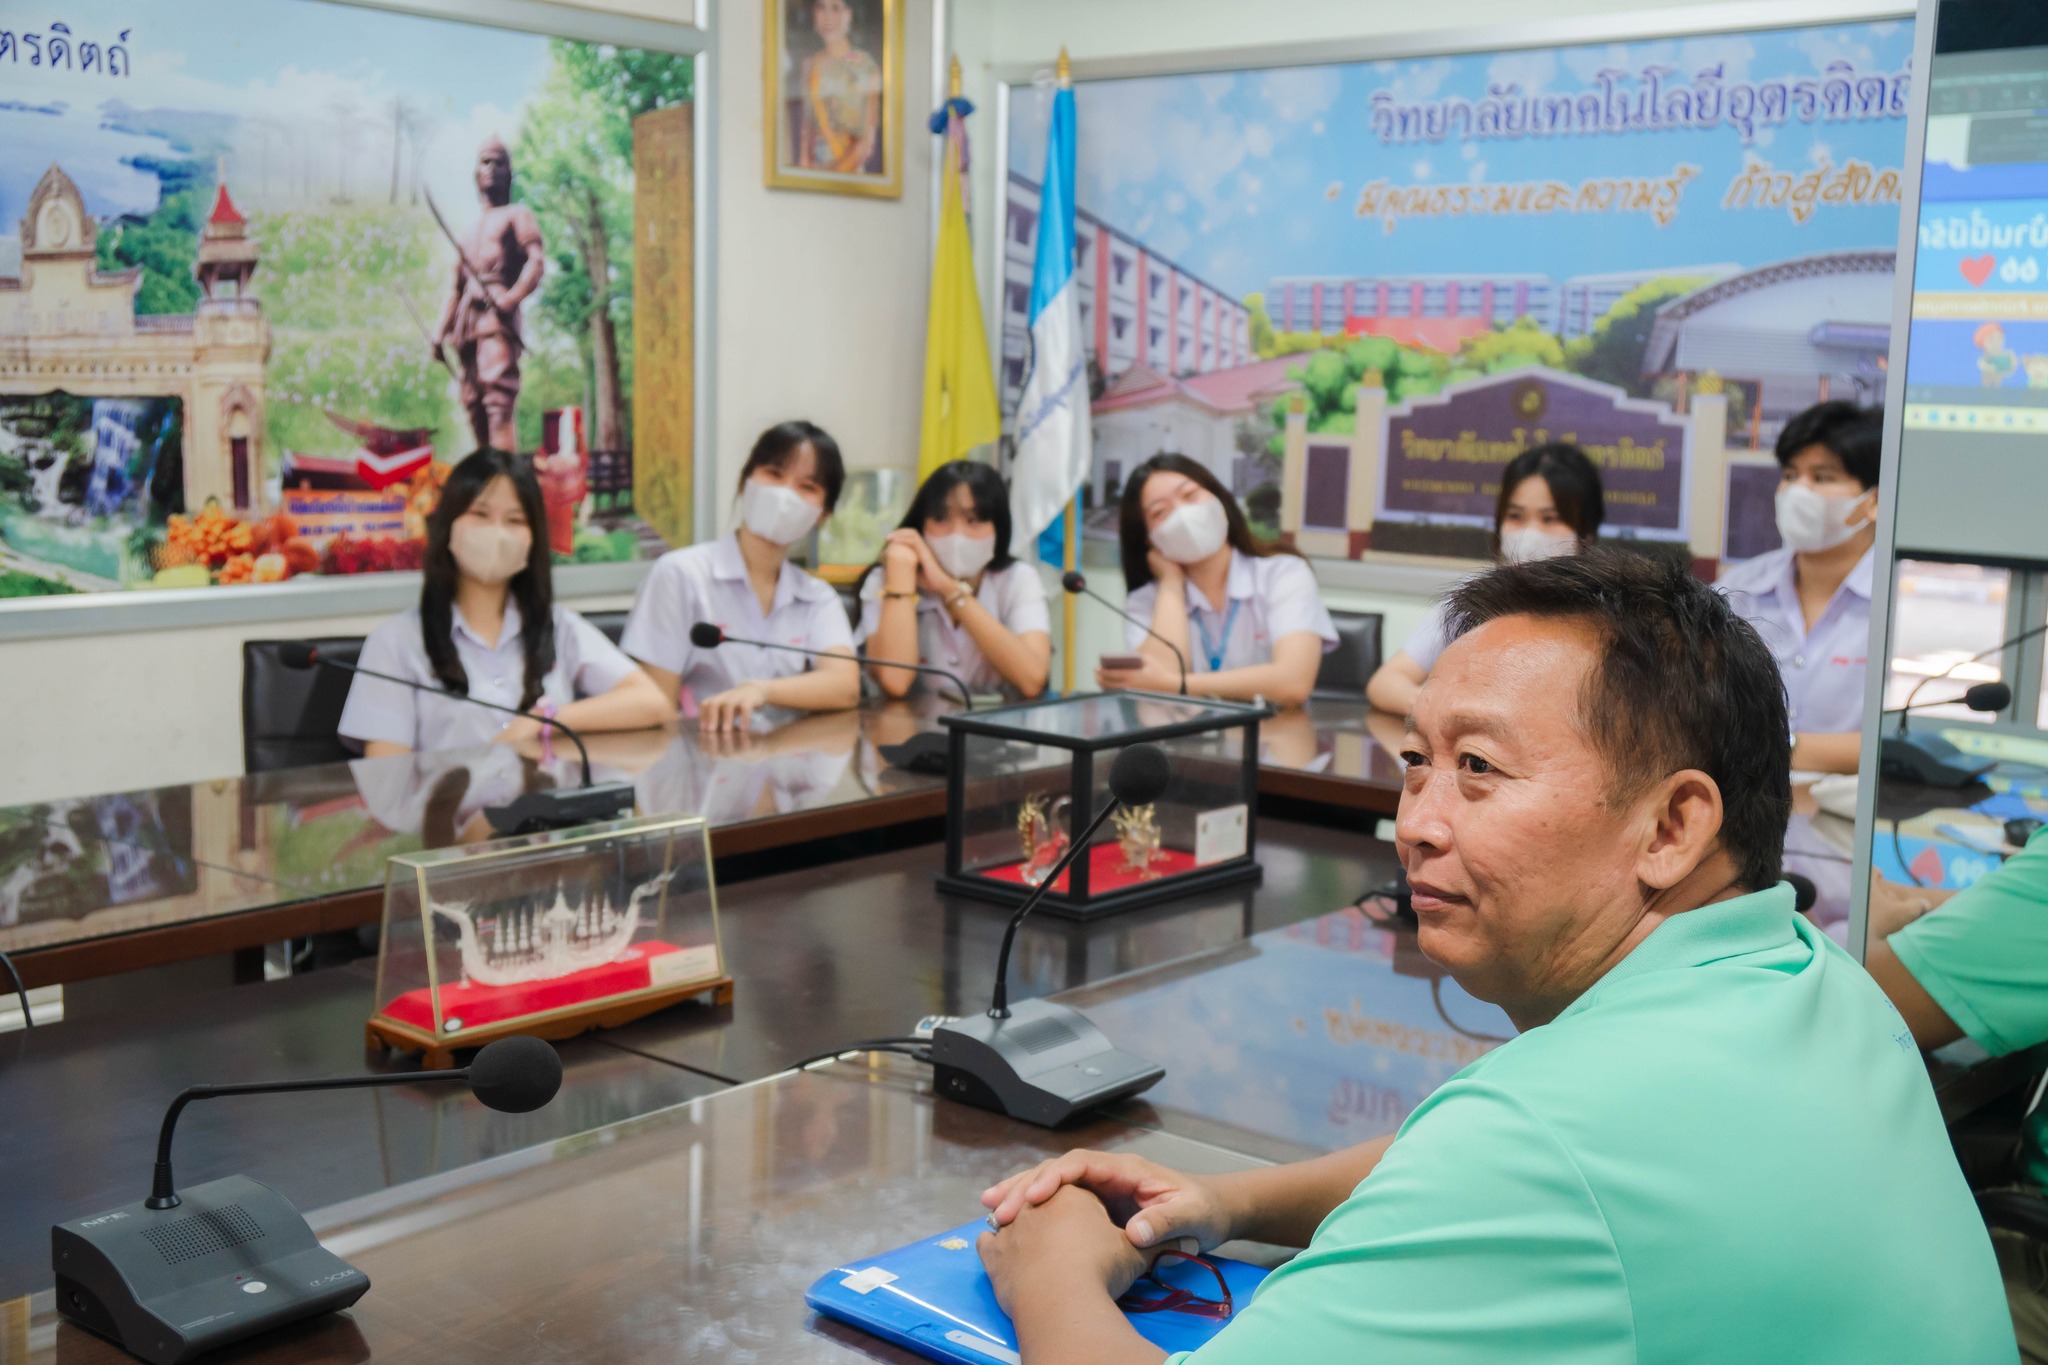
[1116,1249,1234,1321]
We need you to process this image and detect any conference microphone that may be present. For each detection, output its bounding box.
[1062,570,1188,695]
[1880,616,2042,787]
[54,1036,562,1365]
[279,641,634,834]
[687,621,976,709]
[927,743,1170,1127]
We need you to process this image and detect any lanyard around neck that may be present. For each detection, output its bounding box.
[1191,596,1242,673]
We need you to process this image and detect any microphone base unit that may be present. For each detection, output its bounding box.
[1878,733,1996,788]
[484,780,637,836]
[928,998,1164,1128]
[53,1174,368,1365]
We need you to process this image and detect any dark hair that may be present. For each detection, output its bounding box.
[739,420,846,514]
[1118,453,1289,593]
[1443,548,1789,893]
[1774,401,1882,490]
[422,448,555,711]
[1493,442,1604,557]
[904,461,1014,565]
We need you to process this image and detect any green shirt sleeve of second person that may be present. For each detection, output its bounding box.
[1890,828,2048,1057]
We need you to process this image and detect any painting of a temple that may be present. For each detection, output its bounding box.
[0,163,269,517]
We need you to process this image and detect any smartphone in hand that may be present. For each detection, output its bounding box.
[1099,653,1145,671]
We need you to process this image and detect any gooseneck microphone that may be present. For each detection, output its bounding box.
[1062,570,1188,695]
[55,1037,563,1365]
[927,743,1171,1127]
[1882,630,2034,788]
[987,743,1171,1019]
[1887,680,2012,722]
[280,641,634,833]
[688,621,976,709]
[148,1034,563,1209]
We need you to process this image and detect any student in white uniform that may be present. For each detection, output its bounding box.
[1367,441,1604,716]
[339,448,672,756]
[856,460,1051,702]
[1100,454,1336,706]
[621,420,861,731]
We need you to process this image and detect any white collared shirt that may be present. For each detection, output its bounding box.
[852,560,1051,695]
[1717,545,1875,736]
[1123,549,1337,672]
[338,601,640,752]
[620,534,855,705]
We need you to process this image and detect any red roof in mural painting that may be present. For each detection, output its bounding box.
[1093,355,1301,417]
[1343,315,1489,354]
[208,184,246,227]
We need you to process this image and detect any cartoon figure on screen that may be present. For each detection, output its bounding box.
[797,0,882,174]
[1975,322,2019,388]
[434,869,673,989]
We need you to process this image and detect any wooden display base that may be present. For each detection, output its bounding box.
[365,975,735,1071]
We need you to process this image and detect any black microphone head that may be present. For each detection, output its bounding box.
[1785,872,1817,915]
[1965,681,2013,713]
[1109,742,1171,808]
[1061,570,1086,594]
[466,1035,563,1113]
[278,641,320,671]
[689,622,725,649]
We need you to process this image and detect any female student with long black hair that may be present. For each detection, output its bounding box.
[856,460,1051,701]
[621,420,862,731]
[1366,441,1604,716]
[339,448,671,756]
[1101,453,1335,707]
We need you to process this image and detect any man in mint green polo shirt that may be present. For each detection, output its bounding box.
[1869,828,2048,1362]
[977,550,2013,1364]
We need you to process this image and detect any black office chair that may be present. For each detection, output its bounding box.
[584,610,630,645]
[241,636,365,774]
[1314,609,1384,698]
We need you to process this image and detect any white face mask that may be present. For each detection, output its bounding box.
[1499,527,1577,565]
[450,520,531,585]
[739,479,822,546]
[1149,496,1230,565]
[1774,482,1868,554]
[928,531,996,580]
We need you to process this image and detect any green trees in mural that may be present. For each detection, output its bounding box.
[94,157,207,316]
[515,41,693,456]
[1563,275,1716,394]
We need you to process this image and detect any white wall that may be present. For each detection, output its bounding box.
[0,0,940,806]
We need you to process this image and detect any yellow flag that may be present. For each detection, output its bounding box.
[918,120,1000,478]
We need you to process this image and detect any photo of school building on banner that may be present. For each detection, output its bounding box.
[1001,17,1913,573]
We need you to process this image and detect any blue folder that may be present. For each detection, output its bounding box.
[805,1217,1270,1364]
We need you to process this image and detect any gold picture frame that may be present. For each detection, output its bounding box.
[763,0,903,198]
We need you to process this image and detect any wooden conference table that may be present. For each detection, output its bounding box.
[0,697,1405,987]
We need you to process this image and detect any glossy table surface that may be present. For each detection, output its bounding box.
[0,816,1396,1299]
[0,697,1405,977]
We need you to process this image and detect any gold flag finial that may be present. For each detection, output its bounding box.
[1056,47,1071,86]
[949,54,963,99]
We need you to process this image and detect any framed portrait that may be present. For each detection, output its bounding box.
[764,0,903,198]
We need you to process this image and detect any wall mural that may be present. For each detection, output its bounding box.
[1002,17,1914,571]
[0,2,694,598]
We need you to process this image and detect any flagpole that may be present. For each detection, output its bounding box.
[1055,48,1078,696]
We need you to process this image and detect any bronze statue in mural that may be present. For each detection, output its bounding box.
[429,137,544,454]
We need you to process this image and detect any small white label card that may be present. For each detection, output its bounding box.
[839,1266,898,1295]
[649,943,721,988]
[1195,804,1248,866]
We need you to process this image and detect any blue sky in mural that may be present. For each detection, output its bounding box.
[0,0,551,239]
[1007,20,1916,297]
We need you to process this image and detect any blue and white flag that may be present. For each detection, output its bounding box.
[1009,79,1090,556]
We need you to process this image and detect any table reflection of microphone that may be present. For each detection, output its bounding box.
[687,622,975,709]
[1061,571,1187,695]
[279,641,634,834]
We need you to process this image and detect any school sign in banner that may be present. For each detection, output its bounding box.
[1003,17,1914,568]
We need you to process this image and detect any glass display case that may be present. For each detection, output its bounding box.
[938,691,1269,919]
[367,814,728,1068]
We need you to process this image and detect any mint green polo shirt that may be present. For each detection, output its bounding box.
[1176,885,2013,1364]
[1892,827,2048,1188]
